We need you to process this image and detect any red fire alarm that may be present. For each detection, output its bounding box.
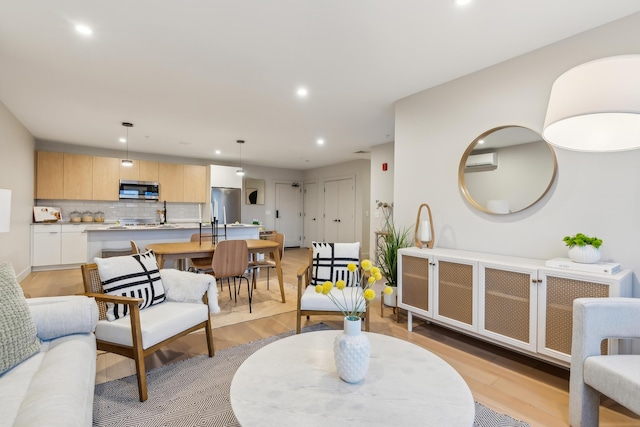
[382,162,388,171]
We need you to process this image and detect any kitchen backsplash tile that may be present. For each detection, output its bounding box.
[35,200,202,223]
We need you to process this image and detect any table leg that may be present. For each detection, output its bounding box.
[273,248,285,303]
[156,254,165,269]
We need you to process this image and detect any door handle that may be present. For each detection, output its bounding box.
[276,210,279,219]
[312,218,316,221]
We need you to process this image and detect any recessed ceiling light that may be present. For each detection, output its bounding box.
[317,138,325,145]
[478,139,484,144]
[75,24,93,36]
[119,137,126,143]
[215,150,221,155]
[454,0,472,6]
[297,87,308,98]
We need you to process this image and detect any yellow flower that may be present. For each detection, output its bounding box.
[374,272,383,281]
[368,276,376,285]
[347,263,357,273]
[315,284,323,293]
[370,266,380,276]
[361,260,372,271]
[322,281,333,295]
[363,288,376,301]
[383,286,394,295]
[336,280,346,290]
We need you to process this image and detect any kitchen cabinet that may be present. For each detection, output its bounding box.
[183,164,207,202]
[119,160,159,182]
[210,164,242,189]
[35,151,64,199]
[32,224,88,268]
[398,247,632,366]
[158,163,184,202]
[63,153,93,200]
[93,156,120,200]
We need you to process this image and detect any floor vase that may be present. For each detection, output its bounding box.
[333,316,370,383]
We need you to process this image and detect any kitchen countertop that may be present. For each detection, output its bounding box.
[84,223,260,231]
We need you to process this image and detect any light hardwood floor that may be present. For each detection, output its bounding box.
[20,248,639,427]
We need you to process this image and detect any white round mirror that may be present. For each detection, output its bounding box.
[458,126,557,215]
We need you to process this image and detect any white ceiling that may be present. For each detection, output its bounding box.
[1,1,639,170]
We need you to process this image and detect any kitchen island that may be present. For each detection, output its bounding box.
[85,223,260,267]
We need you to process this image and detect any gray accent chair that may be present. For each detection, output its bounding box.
[570,297,640,426]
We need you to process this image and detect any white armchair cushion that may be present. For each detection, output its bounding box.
[27,296,98,341]
[94,301,208,349]
[95,250,166,321]
[311,242,360,286]
[300,285,364,311]
[584,355,640,415]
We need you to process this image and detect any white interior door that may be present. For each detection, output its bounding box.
[303,181,319,247]
[323,178,355,243]
[275,182,302,247]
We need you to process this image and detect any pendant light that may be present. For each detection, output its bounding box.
[121,122,133,167]
[236,139,245,176]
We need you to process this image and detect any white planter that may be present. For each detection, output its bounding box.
[568,245,601,264]
[383,285,398,307]
[333,317,370,383]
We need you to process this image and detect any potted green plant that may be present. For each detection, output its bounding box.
[563,233,603,264]
[378,222,412,306]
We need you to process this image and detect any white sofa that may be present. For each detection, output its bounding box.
[0,295,99,427]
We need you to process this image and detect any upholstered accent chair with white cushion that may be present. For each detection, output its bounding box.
[570,297,640,427]
[81,251,220,401]
[296,242,367,333]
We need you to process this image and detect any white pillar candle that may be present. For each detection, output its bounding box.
[420,220,431,242]
[223,206,227,224]
[198,204,202,223]
[213,200,218,221]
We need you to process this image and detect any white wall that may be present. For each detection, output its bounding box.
[394,12,640,296]
[0,101,35,279]
[369,142,397,258]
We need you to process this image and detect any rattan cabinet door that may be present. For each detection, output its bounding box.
[399,254,431,314]
[434,257,477,332]
[478,264,537,352]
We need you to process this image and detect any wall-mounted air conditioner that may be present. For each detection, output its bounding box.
[465,152,498,169]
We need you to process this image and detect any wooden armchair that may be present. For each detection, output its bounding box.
[296,242,369,333]
[81,263,215,401]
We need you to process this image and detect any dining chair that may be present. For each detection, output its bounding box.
[296,241,367,333]
[211,239,253,312]
[188,233,214,275]
[249,232,285,290]
[130,240,140,254]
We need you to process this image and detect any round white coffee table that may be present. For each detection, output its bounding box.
[230,330,474,426]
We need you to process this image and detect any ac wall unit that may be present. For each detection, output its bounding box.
[465,152,497,168]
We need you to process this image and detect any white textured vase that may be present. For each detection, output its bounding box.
[333,317,371,383]
[568,245,601,264]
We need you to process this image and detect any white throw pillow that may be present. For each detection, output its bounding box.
[95,251,166,321]
[311,242,360,286]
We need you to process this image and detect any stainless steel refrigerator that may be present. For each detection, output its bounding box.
[211,187,241,224]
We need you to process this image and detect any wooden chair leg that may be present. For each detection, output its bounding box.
[205,316,215,357]
[133,348,148,401]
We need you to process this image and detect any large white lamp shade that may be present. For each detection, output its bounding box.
[543,55,640,152]
[0,189,11,233]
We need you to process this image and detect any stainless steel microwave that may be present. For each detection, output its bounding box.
[119,180,159,200]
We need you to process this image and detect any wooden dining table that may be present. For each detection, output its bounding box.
[145,239,286,303]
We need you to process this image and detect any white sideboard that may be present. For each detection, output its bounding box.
[398,247,633,366]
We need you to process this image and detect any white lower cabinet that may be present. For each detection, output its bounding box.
[398,247,633,366]
[32,224,88,268]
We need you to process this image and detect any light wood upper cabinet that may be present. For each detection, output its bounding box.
[119,160,139,181]
[93,156,120,201]
[35,151,64,199]
[158,163,184,202]
[139,160,159,182]
[63,153,93,200]
[183,164,207,203]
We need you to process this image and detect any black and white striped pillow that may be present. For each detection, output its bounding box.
[95,250,166,321]
[311,242,360,286]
